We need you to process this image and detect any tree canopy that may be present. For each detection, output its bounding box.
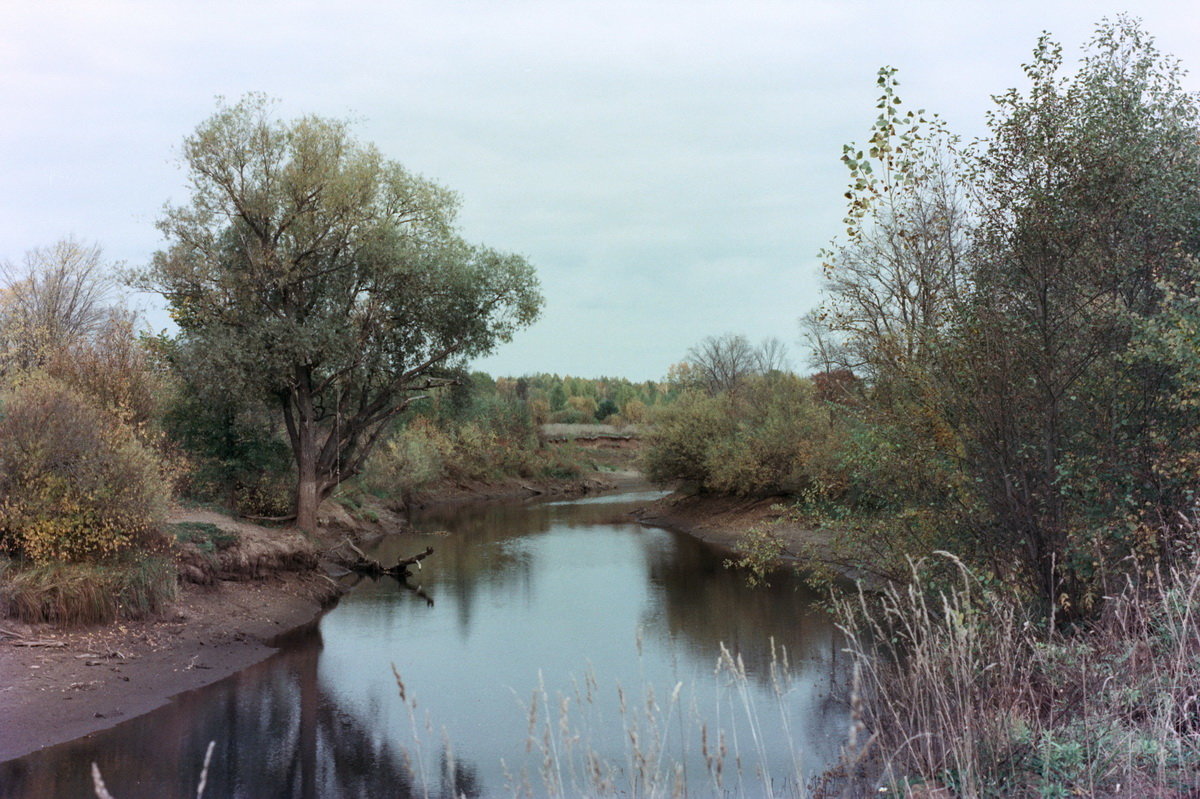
[140,95,542,530]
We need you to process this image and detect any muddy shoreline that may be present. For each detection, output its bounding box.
[0,472,629,764]
[0,572,338,763]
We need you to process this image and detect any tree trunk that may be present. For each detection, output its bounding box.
[295,470,320,534]
[293,373,322,533]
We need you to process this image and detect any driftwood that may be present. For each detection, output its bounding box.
[332,539,434,580]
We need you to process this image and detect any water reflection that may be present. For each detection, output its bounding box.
[0,491,845,798]
[0,626,478,798]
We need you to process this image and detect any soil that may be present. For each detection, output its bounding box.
[0,570,336,762]
[635,491,818,554]
[0,468,632,764]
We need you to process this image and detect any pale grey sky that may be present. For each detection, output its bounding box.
[2,1,1198,380]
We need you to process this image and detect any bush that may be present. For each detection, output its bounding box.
[0,377,168,562]
[642,374,834,496]
[641,390,733,489]
[45,312,164,440]
[362,396,589,500]
[363,417,453,500]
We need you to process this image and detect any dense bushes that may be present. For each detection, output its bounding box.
[643,374,833,496]
[361,379,590,501]
[0,377,168,563]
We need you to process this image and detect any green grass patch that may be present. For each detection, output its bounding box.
[167,521,238,553]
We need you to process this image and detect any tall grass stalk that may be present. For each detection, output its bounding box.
[387,641,811,798]
[2,555,176,625]
[835,552,1200,797]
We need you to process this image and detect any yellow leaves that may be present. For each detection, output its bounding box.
[0,377,167,564]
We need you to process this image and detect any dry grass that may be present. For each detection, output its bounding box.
[390,636,811,799]
[0,554,177,625]
[541,423,641,440]
[834,553,1200,797]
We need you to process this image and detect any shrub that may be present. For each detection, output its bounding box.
[642,374,834,496]
[0,376,168,562]
[363,417,452,500]
[641,390,733,489]
[45,311,164,440]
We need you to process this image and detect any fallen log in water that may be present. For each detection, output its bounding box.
[331,538,434,580]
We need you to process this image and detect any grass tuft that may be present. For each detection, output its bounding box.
[0,554,176,626]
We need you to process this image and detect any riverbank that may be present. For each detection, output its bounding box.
[634,491,887,589]
[0,470,623,763]
[0,507,342,763]
[635,490,825,556]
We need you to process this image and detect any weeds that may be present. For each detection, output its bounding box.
[167,521,236,553]
[0,554,176,625]
[835,553,1200,797]
[388,636,815,798]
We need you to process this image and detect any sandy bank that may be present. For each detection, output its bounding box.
[0,570,337,762]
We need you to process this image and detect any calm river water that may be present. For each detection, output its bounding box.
[0,490,845,798]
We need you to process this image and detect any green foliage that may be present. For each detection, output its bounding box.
[798,18,1200,611]
[136,94,543,529]
[155,333,294,515]
[362,375,593,500]
[642,390,733,490]
[724,524,787,587]
[643,374,833,496]
[594,397,618,421]
[0,376,168,563]
[944,18,1200,608]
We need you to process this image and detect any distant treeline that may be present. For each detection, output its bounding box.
[427,371,676,427]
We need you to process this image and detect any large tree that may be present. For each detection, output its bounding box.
[952,20,1200,607]
[141,96,542,531]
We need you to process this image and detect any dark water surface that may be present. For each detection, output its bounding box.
[0,490,845,797]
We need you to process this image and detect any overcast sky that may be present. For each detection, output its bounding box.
[3,1,1198,381]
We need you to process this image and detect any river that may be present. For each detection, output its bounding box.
[0,490,846,798]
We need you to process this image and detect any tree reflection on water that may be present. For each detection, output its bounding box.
[0,627,482,799]
[0,491,845,798]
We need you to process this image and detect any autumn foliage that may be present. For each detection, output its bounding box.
[0,376,167,563]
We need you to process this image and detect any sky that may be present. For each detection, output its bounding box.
[2,1,1199,382]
